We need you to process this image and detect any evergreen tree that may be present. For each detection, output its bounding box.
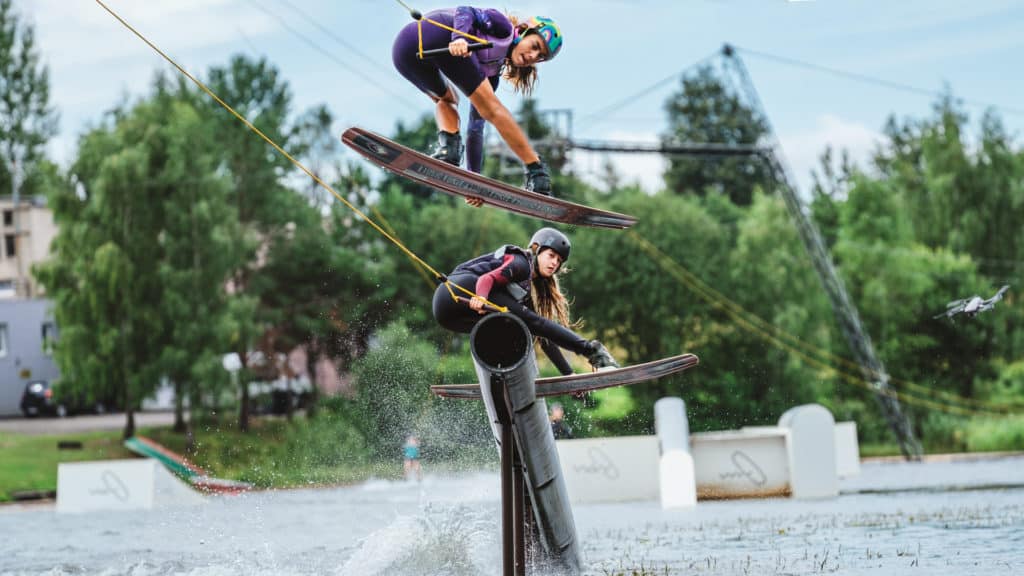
[204,54,304,432]
[149,78,241,434]
[662,66,771,206]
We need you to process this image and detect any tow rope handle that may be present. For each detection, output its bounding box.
[438,275,508,314]
[418,41,493,59]
[397,0,492,60]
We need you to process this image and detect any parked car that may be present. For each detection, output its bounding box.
[19,380,112,418]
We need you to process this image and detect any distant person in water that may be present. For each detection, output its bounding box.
[549,402,573,440]
[403,434,423,482]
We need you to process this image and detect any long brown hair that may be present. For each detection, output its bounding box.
[529,244,578,330]
[503,16,539,95]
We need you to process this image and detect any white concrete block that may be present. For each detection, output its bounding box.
[556,436,660,504]
[834,421,861,478]
[779,404,838,499]
[654,397,689,454]
[57,459,204,513]
[659,449,697,509]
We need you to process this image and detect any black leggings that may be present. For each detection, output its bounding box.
[432,273,590,355]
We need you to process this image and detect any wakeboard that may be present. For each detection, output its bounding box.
[342,127,637,229]
[431,353,699,399]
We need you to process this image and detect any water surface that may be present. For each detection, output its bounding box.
[2,456,1022,575]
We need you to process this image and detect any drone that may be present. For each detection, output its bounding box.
[934,285,1010,321]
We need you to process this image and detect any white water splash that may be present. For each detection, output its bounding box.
[338,503,499,576]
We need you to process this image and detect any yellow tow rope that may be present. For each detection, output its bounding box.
[95,0,507,313]
[393,0,490,59]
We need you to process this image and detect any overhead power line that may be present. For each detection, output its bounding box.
[248,0,420,112]
[577,50,721,130]
[271,0,383,70]
[734,44,1024,118]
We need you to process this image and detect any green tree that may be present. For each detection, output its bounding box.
[148,78,241,434]
[873,93,1024,278]
[36,100,169,438]
[568,188,735,431]
[809,146,856,250]
[725,193,835,423]
[252,192,390,418]
[662,66,771,206]
[204,54,306,432]
[292,103,338,209]
[0,0,58,197]
[833,175,994,440]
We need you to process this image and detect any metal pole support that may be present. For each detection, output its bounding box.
[470,313,582,575]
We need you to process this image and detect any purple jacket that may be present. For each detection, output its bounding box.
[451,6,517,77]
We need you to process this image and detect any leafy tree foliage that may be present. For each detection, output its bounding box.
[203,54,316,431]
[874,94,1024,280]
[0,0,57,195]
[148,80,240,434]
[36,99,172,438]
[662,66,772,205]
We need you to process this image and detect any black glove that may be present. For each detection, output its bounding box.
[524,160,552,196]
[584,340,620,370]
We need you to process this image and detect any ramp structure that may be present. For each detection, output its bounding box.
[124,436,252,494]
[56,459,204,513]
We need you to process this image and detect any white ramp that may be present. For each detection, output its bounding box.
[57,459,204,513]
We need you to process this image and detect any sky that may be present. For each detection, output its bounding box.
[18,0,1024,195]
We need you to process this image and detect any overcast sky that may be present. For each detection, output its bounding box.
[19,0,1024,193]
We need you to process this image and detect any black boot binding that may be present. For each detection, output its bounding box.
[429,130,463,167]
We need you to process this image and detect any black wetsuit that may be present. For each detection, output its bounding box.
[432,245,589,375]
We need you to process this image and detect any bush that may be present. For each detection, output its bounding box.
[965,416,1024,452]
[917,411,967,453]
[350,321,437,458]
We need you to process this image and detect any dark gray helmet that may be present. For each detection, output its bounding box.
[529,227,570,264]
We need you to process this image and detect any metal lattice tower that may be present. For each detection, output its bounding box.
[720,45,922,459]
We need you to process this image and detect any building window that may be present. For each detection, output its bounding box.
[42,322,57,355]
[4,235,14,258]
[2,210,11,227]
[0,323,8,358]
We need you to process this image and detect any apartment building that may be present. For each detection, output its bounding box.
[0,195,57,299]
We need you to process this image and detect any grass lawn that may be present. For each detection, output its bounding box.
[0,430,136,501]
[0,416,399,502]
